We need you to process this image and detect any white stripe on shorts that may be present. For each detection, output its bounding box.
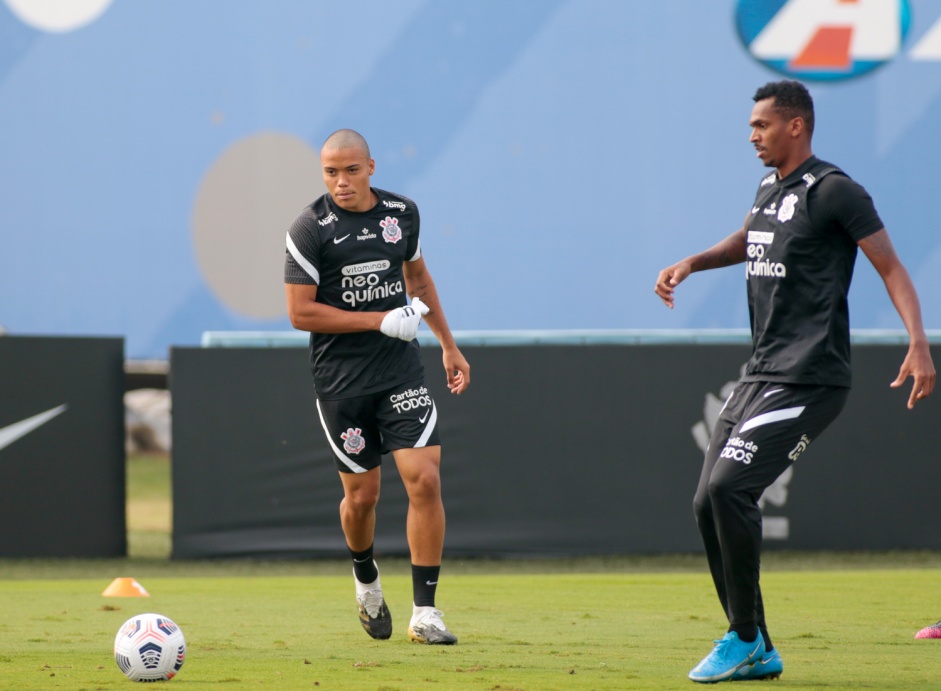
[316,399,367,473]
[415,401,437,448]
[739,405,806,433]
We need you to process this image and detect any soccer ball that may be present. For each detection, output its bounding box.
[113,613,186,682]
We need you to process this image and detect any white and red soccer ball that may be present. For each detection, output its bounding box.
[114,613,186,682]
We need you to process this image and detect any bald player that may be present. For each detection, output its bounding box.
[285,129,470,645]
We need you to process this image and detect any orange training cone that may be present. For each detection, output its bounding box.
[102,577,150,597]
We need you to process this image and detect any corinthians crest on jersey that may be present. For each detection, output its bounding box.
[380,216,402,243]
[285,187,422,312]
[746,161,841,282]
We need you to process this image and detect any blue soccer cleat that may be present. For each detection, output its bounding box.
[731,647,783,681]
[689,631,765,683]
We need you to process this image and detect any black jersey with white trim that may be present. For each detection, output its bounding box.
[742,157,883,387]
[284,188,424,399]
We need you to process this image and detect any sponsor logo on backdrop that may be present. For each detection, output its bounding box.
[0,405,67,456]
[735,0,911,81]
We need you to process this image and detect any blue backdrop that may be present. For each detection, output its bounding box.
[2,0,940,359]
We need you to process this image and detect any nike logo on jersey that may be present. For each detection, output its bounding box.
[763,388,784,398]
[752,206,760,214]
[0,405,67,454]
[333,234,350,244]
[419,411,430,423]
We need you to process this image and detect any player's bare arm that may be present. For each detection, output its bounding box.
[858,229,936,409]
[655,222,749,309]
[285,283,385,333]
[403,257,470,394]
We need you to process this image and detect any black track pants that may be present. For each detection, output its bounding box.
[692,381,849,630]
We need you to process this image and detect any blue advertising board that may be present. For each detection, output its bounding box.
[2,0,940,358]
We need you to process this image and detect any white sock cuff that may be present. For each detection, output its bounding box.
[354,561,380,595]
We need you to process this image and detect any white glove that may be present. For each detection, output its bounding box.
[380,297,429,341]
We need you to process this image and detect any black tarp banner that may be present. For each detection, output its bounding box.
[0,336,125,557]
[170,343,940,559]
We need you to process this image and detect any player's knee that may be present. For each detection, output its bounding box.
[706,475,738,506]
[404,468,441,504]
[692,492,711,523]
[343,486,380,513]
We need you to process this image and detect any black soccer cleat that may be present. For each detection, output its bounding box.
[357,589,392,640]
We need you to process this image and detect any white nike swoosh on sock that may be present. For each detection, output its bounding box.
[0,405,67,453]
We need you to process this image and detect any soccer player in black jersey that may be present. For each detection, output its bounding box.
[654,81,935,683]
[285,129,470,645]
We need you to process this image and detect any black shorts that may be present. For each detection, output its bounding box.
[316,378,441,473]
[701,380,850,496]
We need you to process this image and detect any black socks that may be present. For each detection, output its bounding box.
[729,624,774,652]
[730,624,759,644]
[412,564,441,607]
[349,544,378,584]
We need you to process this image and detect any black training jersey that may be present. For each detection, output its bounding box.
[742,157,883,387]
[284,188,424,399]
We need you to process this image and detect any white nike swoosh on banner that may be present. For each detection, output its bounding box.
[0,404,68,453]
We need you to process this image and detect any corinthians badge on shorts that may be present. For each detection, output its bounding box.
[380,216,402,244]
[341,427,366,455]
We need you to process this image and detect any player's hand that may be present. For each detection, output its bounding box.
[380,297,429,341]
[654,261,692,309]
[443,346,470,395]
[890,342,936,409]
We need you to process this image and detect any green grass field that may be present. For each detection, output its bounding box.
[2,455,941,689]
